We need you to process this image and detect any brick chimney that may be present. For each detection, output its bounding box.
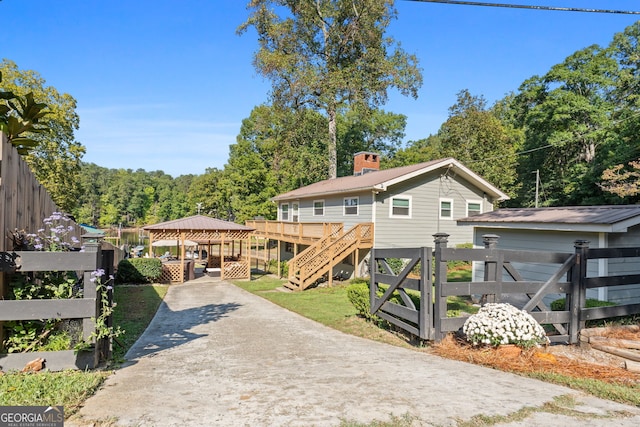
[353,152,380,176]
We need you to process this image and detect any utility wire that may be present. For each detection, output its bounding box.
[403,0,640,15]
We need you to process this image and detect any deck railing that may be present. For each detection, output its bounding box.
[246,220,343,243]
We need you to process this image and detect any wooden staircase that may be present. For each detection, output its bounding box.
[286,223,373,290]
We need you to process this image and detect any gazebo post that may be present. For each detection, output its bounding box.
[246,234,251,279]
[180,232,186,283]
[149,234,154,258]
[221,232,226,280]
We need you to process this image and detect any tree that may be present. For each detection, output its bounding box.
[239,0,422,179]
[511,45,618,206]
[336,108,406,176]
[1,60,85,213]
[436,90,520,198]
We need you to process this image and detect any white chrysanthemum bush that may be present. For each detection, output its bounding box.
[462,303,549,348]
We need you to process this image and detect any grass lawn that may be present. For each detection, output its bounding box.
[0,283,168,417]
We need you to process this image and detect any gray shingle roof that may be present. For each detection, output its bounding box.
[272,158,509,201]
[458,205,640,232]
[458,205,640,225]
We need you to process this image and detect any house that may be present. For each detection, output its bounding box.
[247,152,508,290]
[457,205,640,305]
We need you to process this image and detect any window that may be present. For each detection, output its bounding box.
[467,201,482,217]
[440,199,453,219]
[281,203,289,221]
[313,200,325,216]
[343,197,359,215]
[292,203,299,222]
[390,196,411,218]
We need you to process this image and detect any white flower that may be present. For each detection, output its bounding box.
[462,302,549,348]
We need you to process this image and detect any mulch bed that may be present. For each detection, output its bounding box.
[431,334,640,384]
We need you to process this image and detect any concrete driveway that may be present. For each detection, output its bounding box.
[68,278,640,426]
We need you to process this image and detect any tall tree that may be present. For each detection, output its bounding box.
[1,60,85,213]
[239,0,422,179]
[511,45,618,206]
[429,90,519,198]
[336,108,406,176]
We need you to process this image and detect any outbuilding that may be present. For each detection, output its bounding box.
[457,205,640,304]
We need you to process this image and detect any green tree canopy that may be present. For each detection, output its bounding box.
[239,0,422,179]
[1,59,85,213]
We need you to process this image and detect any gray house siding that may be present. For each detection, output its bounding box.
[600,227,640,305]
[374,173,491,248]
[279,191,374,229]
[469,226,640,304]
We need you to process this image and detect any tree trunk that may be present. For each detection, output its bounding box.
[328,107,337,180]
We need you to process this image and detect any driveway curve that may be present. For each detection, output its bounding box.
[69,279,640,427]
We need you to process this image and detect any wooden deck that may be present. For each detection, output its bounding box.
[245,220,343,245]
[246,220,374,290]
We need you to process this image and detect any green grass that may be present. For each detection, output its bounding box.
[0,283,169,418]
[112,284,169,361]
[235,275,357,329]
[0,370,110,415]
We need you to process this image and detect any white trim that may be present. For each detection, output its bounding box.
[598,232,609,301]
[466,200,483,217]
[313,199,325,217]
[280,203,290,221]
[343,196,359,216]
[389,195,412,219]
[439,198,454,220]
[292,202,299,222]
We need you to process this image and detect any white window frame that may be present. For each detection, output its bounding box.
[292,202,299,222]
[313,200,325,217]
[281,203,289,221]
[343,196,359,216]
[466,200,482,217]
[389,195,412,218]
[439,198,454,220]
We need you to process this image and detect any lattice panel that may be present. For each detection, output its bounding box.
[188,231,222,241]
[151,232,181,240]
[224,261,249,279]
[161,264,183,283]
[224,231,250,241]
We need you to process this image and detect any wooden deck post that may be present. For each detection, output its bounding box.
[277,240,281,277]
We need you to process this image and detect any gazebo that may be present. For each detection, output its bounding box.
[143,215,255,283]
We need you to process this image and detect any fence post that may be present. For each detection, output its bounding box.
[420,246,433,340]
[82,241,102,366]
[483,234,500,303]
[433,233,449,341]
[569,240,589,344]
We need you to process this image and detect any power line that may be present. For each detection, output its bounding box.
[403,0,640,15]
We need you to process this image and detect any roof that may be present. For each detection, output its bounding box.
[457,205,640,233]
[272,158,509,202]
[143,215,254,232]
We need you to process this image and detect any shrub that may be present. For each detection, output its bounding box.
[550,297,616,311]
[347,281,377,322]
[115,258,162,284]
[463,302,549,348]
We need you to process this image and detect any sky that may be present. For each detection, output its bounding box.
[2,0,640,177]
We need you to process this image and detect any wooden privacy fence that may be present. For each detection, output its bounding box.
[370,233,640,344]
[0,133,84,252]
[0,243,114,371]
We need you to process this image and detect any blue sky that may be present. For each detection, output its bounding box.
[2,1,639,177]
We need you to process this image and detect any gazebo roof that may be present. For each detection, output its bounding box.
[143,215,254,232]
